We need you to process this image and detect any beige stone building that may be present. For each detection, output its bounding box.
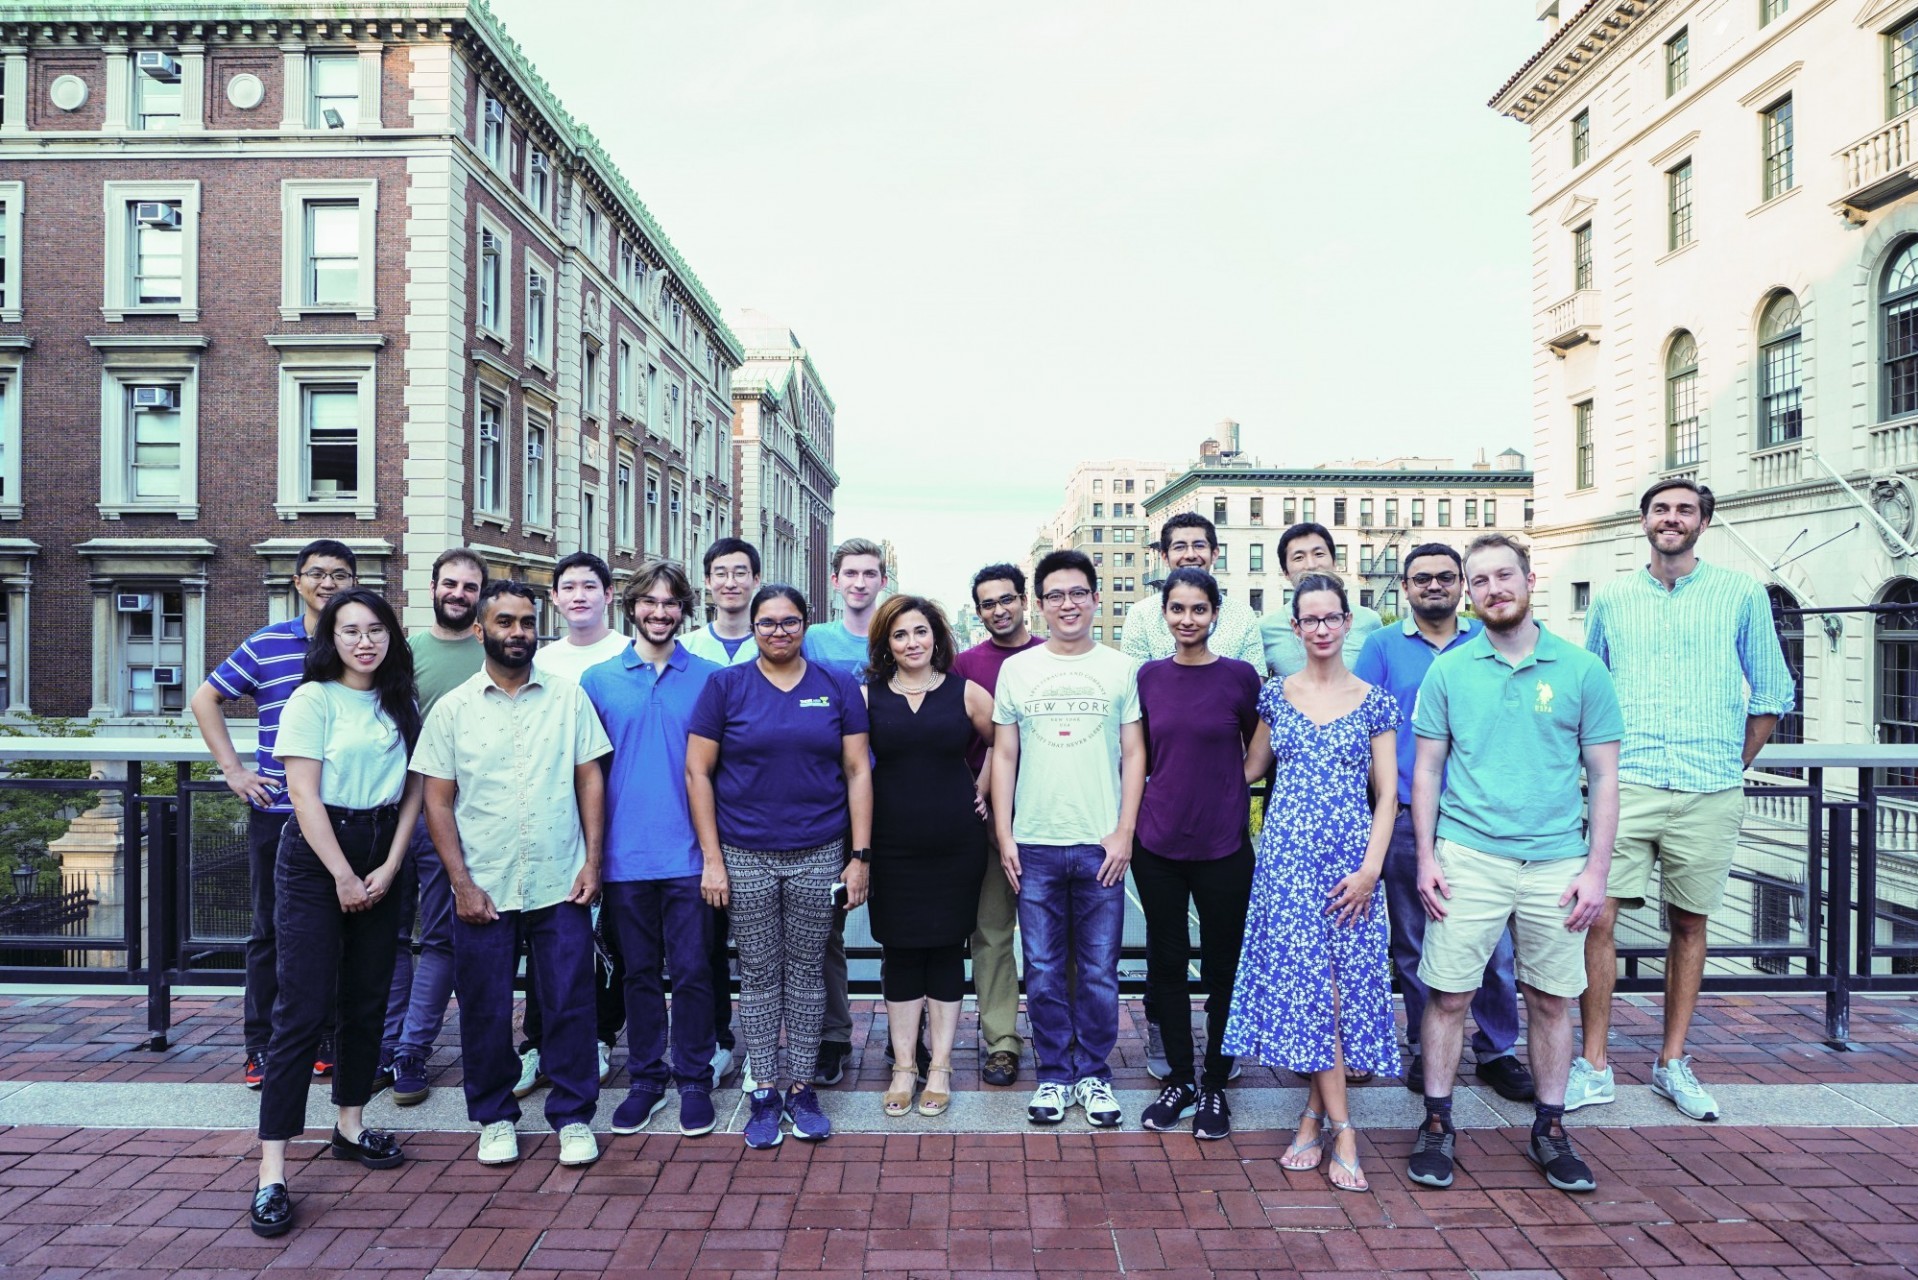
[729,310,837,618]
[1031,458,1176,648]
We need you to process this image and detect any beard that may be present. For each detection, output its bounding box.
[482,631,534,670]
[1410,595,1457,623]
[1477,598,1531,634]
[433,594,476,631]
[1647,524,1703,557]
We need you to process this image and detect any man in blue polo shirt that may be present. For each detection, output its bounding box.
[190,538,358,1088]
[1353,542,1532,1104]
[1405,533,1621,1197]
[581,562,723,1140]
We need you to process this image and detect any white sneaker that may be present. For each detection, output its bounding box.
[741,1054,758,1093]
[1563,1056,1616,1111]
[711,1047,737,1089]
[511,1047,547,1098]
[597,1042,614,1084]
[477,1120,519,1165]
[1651,1055,1719,1121]
[1026,1081,1070,1125]
[1074,1076,1122,1129]
[557,1122,600,1167]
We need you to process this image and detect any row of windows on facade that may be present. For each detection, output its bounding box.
[6,48,370,133]
[1197,495,1531,531]
[1079,580,1408,646]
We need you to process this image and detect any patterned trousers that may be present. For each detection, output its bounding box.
[722,839,844,1088]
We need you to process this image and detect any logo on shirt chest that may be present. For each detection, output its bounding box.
[799,696,832,709]
[1019,674,1114,748]
[1534,681,1555,715]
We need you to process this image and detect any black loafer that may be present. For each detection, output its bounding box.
[250,1182,293,1237]
[981,1050,1019,1087]
[330,1126,404,1170]
[1476,1054,1537,1102]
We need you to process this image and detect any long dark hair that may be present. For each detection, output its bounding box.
[304,588,423,752]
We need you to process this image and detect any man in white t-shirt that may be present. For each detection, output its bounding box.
[682,538,761,669]
[991,549,1145,1131]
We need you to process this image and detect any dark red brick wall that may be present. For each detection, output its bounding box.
[204,50,283,129]
[29,52,106,131]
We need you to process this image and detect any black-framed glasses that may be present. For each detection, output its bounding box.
[976,592,1020,612]
[1296,614,1348,632]
[1408,572,1460,587]
[299,569,356,585]
[1039,587,1094,606]
[753,616,805,635]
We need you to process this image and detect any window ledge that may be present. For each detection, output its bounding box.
[1655,239,1698,266]
[102,306,201,323]
[1749,184,1803,218]
[475,329,512,353]
[278,305,378,322]
[473,510,511,531]
[0,505,21,520]
[526,354,554,378]
[0,309,20,324]
[99,503,199,520]
[613,540,636,556]
[274,500,376,521]
[524,523,554,540]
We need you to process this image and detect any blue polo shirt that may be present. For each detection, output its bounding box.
[205,616,311,813]
[1353,614,1479,805]
[801,621,870,684]
[1411,623,1623,862]
[580,641,721,882]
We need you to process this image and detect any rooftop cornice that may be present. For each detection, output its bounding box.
[1490,0,1659,124]
[1145,466,1537,512]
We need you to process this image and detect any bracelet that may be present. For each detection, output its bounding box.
[849,847,871,863]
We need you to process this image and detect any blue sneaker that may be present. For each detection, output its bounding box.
[783,1085,832,1141]
[744,1088,784,1149]
[678,1086,717,1137]
[611,1089,666,1135]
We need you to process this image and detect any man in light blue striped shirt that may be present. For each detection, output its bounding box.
[1569,478,1795,1123]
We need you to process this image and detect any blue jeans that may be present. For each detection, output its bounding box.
[1382,810,1520,1061]
[389,819,457,1059]
[451,900,598,1130]
[1016,842,1123,1085]
[602,876,714,1091]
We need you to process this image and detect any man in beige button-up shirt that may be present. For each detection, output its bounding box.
[415,581,613,1168]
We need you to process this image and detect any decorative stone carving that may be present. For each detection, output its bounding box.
[227,72,265,110]
[48,74,88,111]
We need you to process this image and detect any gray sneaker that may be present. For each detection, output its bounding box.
[1651,1055,1719,1121]
[1144,1021,1170,1082]
[1562,1056,1615,1111]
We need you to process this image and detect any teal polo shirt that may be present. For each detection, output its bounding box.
[1411,623,1623,862]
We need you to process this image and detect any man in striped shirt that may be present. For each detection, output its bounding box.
[190,539,358,1088]
[1568,478,1795,1122]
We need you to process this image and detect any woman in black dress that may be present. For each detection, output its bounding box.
[863,594,996,1118]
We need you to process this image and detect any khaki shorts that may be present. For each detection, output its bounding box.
[1609,783,1744,915]
[1417,838,1589,999]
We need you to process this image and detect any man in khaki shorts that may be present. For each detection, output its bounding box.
[1570,478,1794,1121]
[1405,534,1622,1194]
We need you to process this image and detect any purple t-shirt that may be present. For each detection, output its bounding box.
[1137,656,1261,860]
[689,661,871,850]
[951,636,1044,773]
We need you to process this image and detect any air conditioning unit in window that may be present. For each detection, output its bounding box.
[131,386,178,410]
[529,275,547,298]
[151,666,182,686]
[480,230,501,258]
[136,51,182,82]
[477,422,499,443]
[529,152,549,176]
[526,439,544,460]
[311,478,340,495]
[670,497,682,515]
[134,202,181,228]
[646,490,659,507]
[484,97,505,124]
[115,593,153,613]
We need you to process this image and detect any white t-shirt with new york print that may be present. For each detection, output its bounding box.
[992,643,1141,847]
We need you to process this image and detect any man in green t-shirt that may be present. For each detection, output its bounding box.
[383,548,488,1104]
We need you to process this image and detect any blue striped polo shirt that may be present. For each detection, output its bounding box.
[206,616,311,813]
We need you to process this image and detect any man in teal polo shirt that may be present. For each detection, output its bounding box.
[1404,533,1621,1197]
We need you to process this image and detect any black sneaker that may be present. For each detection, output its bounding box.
[1139,1083,1197,1132]
[1528,1128,1596,1193]
[370,1057,396,1094]
[813,1040,851,1087]
[1406,1123,1456,1188]
[1476,1054,1537,1102]
[1403,1053,1424,1095]
[1192,1088,1230,1141]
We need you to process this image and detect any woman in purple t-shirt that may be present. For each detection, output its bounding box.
[1132,568,1264,1141]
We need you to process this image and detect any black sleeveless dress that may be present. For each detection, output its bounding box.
[868,675,989,946]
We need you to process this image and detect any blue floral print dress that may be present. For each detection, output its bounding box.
[1222,677,1401,1077]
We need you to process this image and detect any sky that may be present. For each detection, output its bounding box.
[488,0,1548,613]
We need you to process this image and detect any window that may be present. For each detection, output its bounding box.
[1282,498,1296,524]
[94,344,201,519]
[1572,582,1591,615]
[1215,545,1227,573]
[1886,242,1918,420]
[1762,97,1794,200]
[480,89,506,167]
[1334,544,1348,571]
[1092,502,1103,518]
[0,593,8,709]
[1249,588,1264,614]
[523,412,549,528]
[582,340,601,418]
[583,491,598,559]
[1411,499,1425,527]
[1092,626,1103,644]
[1091,528,1104,544]
[1249,544,1264,573]
[1359,498,1373,525]
[1895,17,1918,121]
[1213,497,1227,525]
[104,182,200,319]
[1575,400,1596,488]
[1667,331,1701,466]
[1571,109,1590,165]
[670,482,685,553]
[615,455,634,548]
[0,182,19,321]
[1092,478,1103,494]
[1524,499,1535,526]
[1360,589,1375,610]
[1333,498,1347,526]
[476,217,510,339]
[646,365,660,436]
[1768,586,1806,750]
[582,204,600,258]
[1573,222,1594,291]
[1360,544,1375,573]
[121,590,186,715]
[1384,499,1398,525]
[1465,499,1479,527]
[271,338,378,518]
[475,395,505,515]
[1762,0,1788,25]
[133,51,183,130]
[1302,498,1315,523]
[526,263,552,367]
[128,384,183,502]
[1666,29,1689,96]
[1437,499,1452,528]
[0,361,16,516]
[278,180,377,318]
[1759,291,1804,448]
[300,385,360,501]
[1877,580,1918,786]
[1246,495,1263,526]
[1668,161,1693,251]
[526,149,550,218]
[308,52,358,128]
[616,339,635,416]
[1485,499,1498,527]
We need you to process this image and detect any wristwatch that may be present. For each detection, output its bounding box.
[849,847,872,863]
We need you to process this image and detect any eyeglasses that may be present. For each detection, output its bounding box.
[1408,572,1460,587]
[335,625,389,645]
[709,568,756,582]
[976,593,1021,612]
[1296,614,1349,632]
[299,569,356,585]
[753,616,805,635]
[634,596,684,613]
[1039,587,1094,606]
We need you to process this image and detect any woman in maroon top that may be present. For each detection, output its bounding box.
[1131,567,1267,1140]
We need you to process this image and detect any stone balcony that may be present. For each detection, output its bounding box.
[1836,107,1918,221]
[1541,287,1602,355]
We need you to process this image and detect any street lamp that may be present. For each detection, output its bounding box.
[11,862,35,898]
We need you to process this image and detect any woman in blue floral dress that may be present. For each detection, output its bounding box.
[1224,573,1399,1192]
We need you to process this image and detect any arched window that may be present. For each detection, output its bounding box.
[1884,240,1918,420]
[1877,579,1918,787]
[1667,331,1699,467]
[1758,292,1803,448]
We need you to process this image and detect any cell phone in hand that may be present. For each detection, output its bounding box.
[830,881,849,910]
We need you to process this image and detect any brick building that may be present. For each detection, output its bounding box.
[0,0,741,720]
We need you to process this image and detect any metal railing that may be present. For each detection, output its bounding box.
[0,737,1914,1050]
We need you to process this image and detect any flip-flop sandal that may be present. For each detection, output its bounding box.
[1325,1120,1369,1192]
[1280,1107,1327,1171]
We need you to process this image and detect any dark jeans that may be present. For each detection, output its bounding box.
[520,909,626,1052]
[1382,810,1521,1061]
[1131,839,1254,1090]
[243,807,293,1054]
[602,876,715,1092]
[710,903,735,1052]
[454,900,598,1129]
[392,819,457,1058]
[1017,842,1124,1085]
[258,807,403,1141]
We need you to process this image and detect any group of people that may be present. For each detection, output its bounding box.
[196,469,1792,1237]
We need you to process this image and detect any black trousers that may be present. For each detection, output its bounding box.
[880,942,967,1003]
[1130,839,1254,1091]
[258,807,403,1141]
